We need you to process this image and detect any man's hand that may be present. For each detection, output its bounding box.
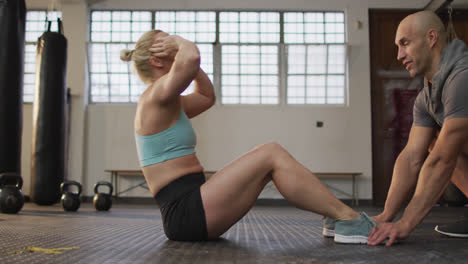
[371,213,388,225]
[368,221,410,246]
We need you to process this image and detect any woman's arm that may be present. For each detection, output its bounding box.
[148,35,200,104]
[181,69,216,118]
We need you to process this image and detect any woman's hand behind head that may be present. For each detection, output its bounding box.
[149,35,180,60]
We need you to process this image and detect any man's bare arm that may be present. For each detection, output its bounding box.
[374,125,436,223]
[369,118,468,246]
[399,118,468,231]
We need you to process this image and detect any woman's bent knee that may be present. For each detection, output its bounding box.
[255,142,286,154]
[251,142,293,171]
[251,142,286,163]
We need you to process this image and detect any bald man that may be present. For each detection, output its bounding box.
[368,11,468,246]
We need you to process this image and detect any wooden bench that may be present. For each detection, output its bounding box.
[105,170,147,198]
[105,169,361,205]
[104,170,217,198]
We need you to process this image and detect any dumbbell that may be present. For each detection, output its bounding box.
[93,181,113,211]
[0,173,25,214]
[60,181,82,212]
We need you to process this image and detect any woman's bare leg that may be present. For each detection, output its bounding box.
[200,142,359,239]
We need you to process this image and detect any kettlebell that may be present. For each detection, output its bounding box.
[60,181,82,212]
[0,173,25,214]
[93,181,113,211]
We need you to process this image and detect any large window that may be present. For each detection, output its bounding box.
[24,10,62,103]
[220,12,279,104]
[284,12,346,104]
[88,10,346,105]
[89,11,153,103]
[155,11,216,96]
[88,11,215,102]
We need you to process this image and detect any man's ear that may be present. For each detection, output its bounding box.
[427,29,439,48]
[150,56,163,68]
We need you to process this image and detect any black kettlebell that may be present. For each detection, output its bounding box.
[93,181,113,211]
[0,173,25,214]
[60,181,82,212]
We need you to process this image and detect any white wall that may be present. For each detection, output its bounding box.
[21,0,427,199]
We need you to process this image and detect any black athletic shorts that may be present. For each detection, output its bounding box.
[154,172,208,241]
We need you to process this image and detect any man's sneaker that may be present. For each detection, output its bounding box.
[334,212,376,244]
[435,219,468,238]
[322,216,336,237]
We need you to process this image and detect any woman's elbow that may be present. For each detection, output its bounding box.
[186,55,201,79]
[209,94,216,107]
[188,52,201,68]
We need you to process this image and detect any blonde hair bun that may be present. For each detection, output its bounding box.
[120,49,133,62]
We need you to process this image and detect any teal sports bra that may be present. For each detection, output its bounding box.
[135,109,196,167]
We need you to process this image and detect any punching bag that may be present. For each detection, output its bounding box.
[0,0,26,175]
[30,20,68,205]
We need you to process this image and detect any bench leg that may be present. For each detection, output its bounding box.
[352,175,359,206]
[114,172,119,198]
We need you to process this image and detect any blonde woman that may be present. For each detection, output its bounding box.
[121,30,375,243]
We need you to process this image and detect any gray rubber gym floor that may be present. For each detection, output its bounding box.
[0,203,467,264]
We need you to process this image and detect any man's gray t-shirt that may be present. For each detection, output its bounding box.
[413,68,468,128]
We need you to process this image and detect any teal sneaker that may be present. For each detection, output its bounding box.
[334,212,376,244]
[322,216,336,237]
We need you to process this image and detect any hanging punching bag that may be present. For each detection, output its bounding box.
[0,0,26,175]
[30,19,68,205]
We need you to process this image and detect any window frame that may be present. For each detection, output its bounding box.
[87,9,348,106]
[23,10,63,103]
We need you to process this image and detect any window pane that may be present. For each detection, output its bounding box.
[284,11,344,44]
[287,45,306,74]
[89,42,135,103]
[287,43,345,104]
[156,11,216,42]
[183,44,214,95]
[220,12,279,44]
[25,11,61,41]
[91,11,152,43]
[240,46,260,74]
[86,10,347,105]
[91,11,111,42]
[328,45,346,74]
[89,10,214,103]
[219,12,239,43]
[285,12,346,105]
[261,46,278,74]
[327,75,345,104]
[306,75,326,104]
[24,10,63,102]
[221,45,278,104]
[307,45,327,74]
[287,76,305,102]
